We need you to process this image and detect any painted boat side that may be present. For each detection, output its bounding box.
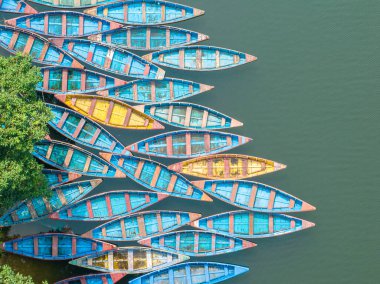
[88,26,209,51]
[5,11,123,37]
[84,0,204,26]
[138,230,256,257]
[0,25,83,68]
[2,233,115,260]
[143,45,257,71]
[169,153,287,179]
[126,130,252,158]
[0,0,37,14]
[96,78,213,104]
[129,262,249,284]
[51,38,165,80]
[100,153,212,202]
[55,273,126,284]
[42,169,81,187]
[29,0,119,9]
[49,190,168,221]
[134,102,243,130]
[54,94,164,130]
[0,179,102,227]
[82,210,201,241]
[192,180,316,213]
[47,103,130,154]
[37,66,127,94]
[69,246,190,273]
[33,139,126,178]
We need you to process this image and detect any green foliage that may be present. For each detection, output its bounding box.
[0,265,48,284]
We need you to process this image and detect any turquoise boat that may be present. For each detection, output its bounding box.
[47,104,131,155]
[143,46,257,71]
[191,210,315,238]
[139,230,256,257]
[134,102,243,130]
[70,247,189,273]
[51,38,165,80]
[82,210,201,241]
[37,66,127,94]
[126,130,252,158]
[0,180,102,227]
[33,139,126,178]
[55,273,126,284]
[96,78,213,104]
[84,0,204,26]
[0,25,83,68]
[88,26,209,51]
[42,169,81,187]
[129,262,249,284]
[49,191,168,221]
[5,11,122,37]
[28,0,119,9]
[192,180,316,213]
[100,153,212,202]
[0,0,37,14]
[2,233,115,260]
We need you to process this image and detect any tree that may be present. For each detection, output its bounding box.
[0,54,52,213]
[0,265,48,284]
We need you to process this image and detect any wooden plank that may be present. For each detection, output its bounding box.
[13,241,18,251]
[42,69,49,90]
[62,14,67,36]
[165,26,170,47]
[146,27,151,49]
[166,175,177,193]
[186,185,193,196]
[150,81,156,102]
[42,198,52,214]
[56,111,69,129]
[105,195,113,217]
[248,184,257,208]
[194,232,199,253]
[166,135,173,156]
[196,49,202,70]
[137,215,146,236]
[175,233,180,251]
[79,16,84,35]
[184,107,192,127]
[83,156,92,173]
[207,218,213,228]
[204,133,211,153]
[87,200,94,219]
[104,101,115,124]
[215,50,220,68]
[145,194,151,203]
[167,105,173,122]
[38,43,49,61]
[226,136,232,146]
[23,36,34,55]
[268,190,276,210]
[291,219,296,229]
[186,33,191,43]
[249,213,254,235]
[224,158,230,178]
[156,212,163,232]
[127,249,133,270]
[201,111,209,128]
[86,43,95,61]
[179,49,185,68]
[89,128,101,145]
[123,108,132,126]
[33,237,38,256]
[269,215,274,233]
[124,4,128,23]
[289,199,295,209]
[11,211,19,222]
[98,21,103,32]
[134,161,144,179]
[207,159,213,177]
[43,14,48,34]
[61,69,68,92]
[161,5,166,22]
[72,118,86,139]
[143,64,150,76]
[133,83,138,101]
[169,80,174,100]
[8,31,19,50]
[150,166,161,187]
[229,214,234,234]
[142,2,146,23]
[125,193,132,212]
[88,98,97,116]
[242,158,248,177]
[104,49,114,69]
[52,235,58,257]
[46,144,54,160]
[108,251,114,271]
[102,276,108,284]
[211,233,216,253]
[63,148,74,168]
[230,182,239,202]
[185,132,191,155]
[26,201,38,219]
[56,189,67,206]
[120,218,127,239]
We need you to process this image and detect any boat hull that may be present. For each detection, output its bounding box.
[42,169,81,187]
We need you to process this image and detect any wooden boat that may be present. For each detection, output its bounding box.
[0,0,37,14]
[0,180,102,227]
[84,0,205,26]
[54,94,164,130]
[129,262,249,284]
[49,191,168,221]
[138,230,256,257]
[37,66,127,95]
[28,0,119,9]
[82,210,201,241]
[100,153,212,202]
[55,273,126,284]
[191,180,316,213]
[88,26,209,51]
[191,211,315,238]
[126,130,252,159]
[47,104,131,155]
[143,46,257,71]
[33,139,126,178]
[134,102,243,130]
[96,78,213,104]
[69,247,189,273]
[0,25,83,68]
[42,169,81,187]
[51,38,165,79]
[2,233,115,260]
[5,11,122,38]
[169,154,287,179]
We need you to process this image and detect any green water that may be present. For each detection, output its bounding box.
[0,0,378,283]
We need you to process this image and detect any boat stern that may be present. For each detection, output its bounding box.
[152,120,165,130]
[99,152,112,162]
[111,273,127,283]
[90,179,103,189]
[302,219,316,230]
[133,105,145,113]
[230,118,244,128]
[191,180,206,189]
[81,230,93,239]
[110,21,123,30]
[245,53,258,63]
[155,68,166,80]
[84,7,97,16]
[54,94,67,104]
[201,193,213,202]
[71,60,85,70]
[273,162,287,172]
[49,38,65,48]
[114,169,127,178]
[138,238,152,247]
[198,33,210,42]
[242,240,257,249]
[102,242,116,251]
[188,213,202,222]
[24,4,38,14]
[189,219,200,228]
[4,18,16,27]
[142,53,153,62]
[157,193,170,201]
[193,8,205,17]
[168,162,183,172]
[199,83,214,93]
[301,201,316,212]
[234,265,250,276]
[48,212,60,220]
[68,172,82,181]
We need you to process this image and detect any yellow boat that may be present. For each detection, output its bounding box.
[168,154,286,180]
[54,94,164,130]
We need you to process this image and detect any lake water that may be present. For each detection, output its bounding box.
[0,0,378,283]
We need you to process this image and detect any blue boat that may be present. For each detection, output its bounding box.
[0,25,83,68]
[42,169,81,187]
[100,153,212,202]
[96,78,213,104]
[134,102,243,130]
[51,38,165,80]
[5,11,123,37]
[84,0,204,26]
[0,179,102,227]
[33,139,126,178]
[0,0,37,14]
[129,262,249,284]
[49,190,168,221]
[37,66,127,94]
[55,273,126,284]
[28,0,119,9]
[143,46,257,71]
[139,230,256,257]
[82,210,201,241]
[192,180,316,213]
[47,104,131,155]
[191,210,315,238]
[126,130,252,158]
[3,233,115,260]
[88,26,209,51]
